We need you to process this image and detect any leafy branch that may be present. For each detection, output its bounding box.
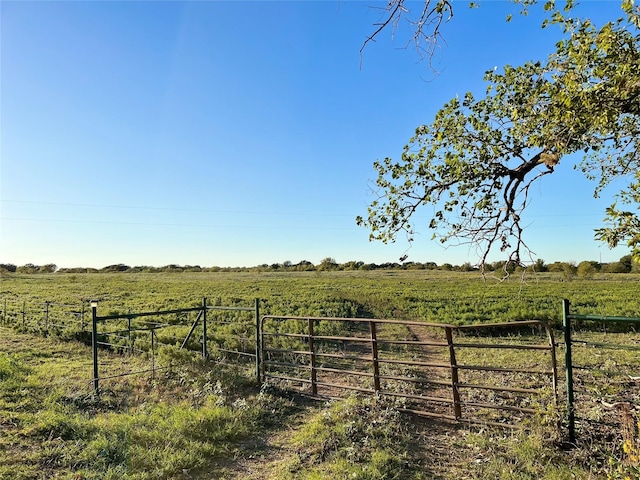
[358,2,640,270]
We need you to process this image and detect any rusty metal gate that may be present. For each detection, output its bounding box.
[260,316,557,427]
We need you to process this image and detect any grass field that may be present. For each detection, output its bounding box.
[2,269,640,325]
[1,270,640,478]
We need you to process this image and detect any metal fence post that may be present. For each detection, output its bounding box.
[308,318,317,395]
[91,300,99,395]
[369,321,381,392]
[45,301,50,330]
[254,298,261,384]
[260,312,267,384]
[445,327,462,420]
[563,299,575,443]
[202,297,208,359]
[151,329,156,380]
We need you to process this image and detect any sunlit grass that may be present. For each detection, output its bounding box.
[0,328,297,480]
[3,271,640,331]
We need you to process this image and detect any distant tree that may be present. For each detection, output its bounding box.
[358,2,640,270]
[318,257,338,271]
[491,261,506,272]
[17,263,39,274]
[602,261,627,273]
[563,262,578,281]
[58,267,89,274]
[161,264,184,272]
[533,258,548,273]
[38,264,57,273]
[101,264,131,273]
[482,262,495,272]
[378,262,400,270]
[0,263,17,273]
[295,260,315,271]
[577,260,597,278]
[459,262,476,272]
[490,260,517,275]
[619,254,634,272]
[602,255,634,273]
[547,262,564,273]
[342,261,364,271]
[403,261,425,270]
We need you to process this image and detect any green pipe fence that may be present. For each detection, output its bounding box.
[562,298,640,444]
[90,297,260,395]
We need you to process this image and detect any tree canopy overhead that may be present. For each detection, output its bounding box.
[358,0,640,271]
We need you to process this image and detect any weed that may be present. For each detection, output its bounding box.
[605,403,640,480]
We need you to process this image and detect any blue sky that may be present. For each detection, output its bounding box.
[1,0,631,269]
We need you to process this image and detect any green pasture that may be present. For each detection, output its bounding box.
[2,270,640,327]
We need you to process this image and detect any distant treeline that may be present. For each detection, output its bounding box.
[1,255,638,276]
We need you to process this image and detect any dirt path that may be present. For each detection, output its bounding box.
[218,404,472,480]
[217,397,323,479]
[220,325,468,479]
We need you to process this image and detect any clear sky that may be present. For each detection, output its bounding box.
[0,0,631,269]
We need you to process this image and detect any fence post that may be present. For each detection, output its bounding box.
[254,298,261,385]
[260,312,267,384]
[445,327,462,420]
[45,301,50,330]
[151,329,156,380]
[308,318,317,395]
[128,317,132,353]
[22,301,26,328]
[3,298,6,325]
[563,299,575,443]
[369,321,381,392]
[202,297,208,359]
[91,300,99,395]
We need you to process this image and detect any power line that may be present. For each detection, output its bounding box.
[0,216,360,231]
[1,199,355,218]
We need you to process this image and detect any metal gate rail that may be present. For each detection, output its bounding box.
[261,315,557,427]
